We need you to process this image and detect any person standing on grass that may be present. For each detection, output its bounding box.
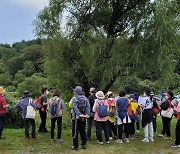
[87,87,97,141]
[0,87,9,140]
[106,91,117,140]
[49,89,64,142]
[139,89,154,143]
[71,86,90,150]
[93,91,110,145]
[38,88,49,133]
[116,90,131,144]
[16,91,36,139]
[171,98,180,148]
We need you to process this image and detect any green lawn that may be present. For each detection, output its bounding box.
[0,116,179,154]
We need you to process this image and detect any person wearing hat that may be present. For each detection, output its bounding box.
[0,87,9,140]
[128,94,139,139]
[106,91,117,140]
[87,87,97,141]
[138,89,154,142]
[71,86,90,150]
[92,91,110,145]
[16,91,36,139]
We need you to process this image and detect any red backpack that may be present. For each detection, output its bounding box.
[35,96,42,109]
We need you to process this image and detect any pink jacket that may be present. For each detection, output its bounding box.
[93,99,109,122]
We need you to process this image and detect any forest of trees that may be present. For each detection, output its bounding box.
[0,0,180,100]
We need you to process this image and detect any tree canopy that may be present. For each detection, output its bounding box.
[34,0,180,95]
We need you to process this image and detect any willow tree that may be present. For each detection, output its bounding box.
[34,0,179,95]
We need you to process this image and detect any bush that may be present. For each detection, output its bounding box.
[17,74,47,98]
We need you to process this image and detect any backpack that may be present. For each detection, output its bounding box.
[35,96,42,109]
[108,100,116,117]
[161,100,169,110]
[97,101,108,118]
[50,98,61,115]
[118,98,128,119]
[76,99,86,115]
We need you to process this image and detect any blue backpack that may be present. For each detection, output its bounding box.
[50,99,60,115]
[97,101,108,118]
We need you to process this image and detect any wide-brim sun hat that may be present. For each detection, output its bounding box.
[96,91,105,99]
[0,87,5,94]
[107,91,113,97]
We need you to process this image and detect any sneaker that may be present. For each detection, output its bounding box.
[116,139,122,144]
[97,141,103,145]
[51,139,55,142]
[0,137,5,140]
[82,145,86,149]
[158,134,164,137]
[125,138,129,143]
[57,139,63,142]
[87,138,90,141]
[149,139,154,142]
[72,146,78,150]
[171,144,179,148]
[109,137,113,140]
[106,141,110,144]
[136,130,140,133]
[141,138,149,142]
[164,137,172,140]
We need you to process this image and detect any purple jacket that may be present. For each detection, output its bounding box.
[16,97,36,119]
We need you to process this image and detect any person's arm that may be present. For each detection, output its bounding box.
[92,100,97,112]
[61,99,65,110]
[72,98,81,116]
[41,96,48,106]
[2,98,9,108]
[86,98,90,117]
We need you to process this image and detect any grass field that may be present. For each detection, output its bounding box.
[0,116,179,154]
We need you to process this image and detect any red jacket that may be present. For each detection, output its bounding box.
[0,95,7,114]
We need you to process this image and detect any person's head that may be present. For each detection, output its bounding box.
[53,89,60,97]
[74,86,84,95]
[107,91,114,98]
[42,87,48,95]
[167,91,174,99]
[0,87,5,96]
[129,94,136,102]
[96,91,105,100]
[89,87,97,95]
[150,91,154,97]
[119,89,126,97]
[23,91,31,98]
[144,89,151,97]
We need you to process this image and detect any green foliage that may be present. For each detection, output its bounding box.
[0,72,12,86]
[17,74,47,98]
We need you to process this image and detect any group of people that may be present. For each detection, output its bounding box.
[0,86,180,150]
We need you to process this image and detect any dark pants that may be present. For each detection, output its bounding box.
[108,120,117,138]
[153,115,157,133]
[175,119,180,145]
[0,114,6,138]
[129,118,135,135]
[38,111,47,132]
[51,117,62,139]
[24,118,36,138]
[72,120,75,137]
[87,116,94,139]
[136,122,140,131]
[95,121,109,142]
[73,120,87,148]
[161,116,172,137]
[118,123,129,140]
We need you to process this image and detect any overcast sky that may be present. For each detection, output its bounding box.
[0,0,48,44]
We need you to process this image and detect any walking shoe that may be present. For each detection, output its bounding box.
[141,138,149,142]
[51,139,55,142]
[57,139,63,142]
[0,137,5,140]
[97,141,103,145]
[82,145,86,149]
[106,141,110,144]
[136,130,140,133]
[72,146,78,150]
[158,134,164,137]
[109,137,113,140]
[149,139,154,142]
[125,138,129,143]
[116,139,122,144]
[171,144,180,148]
[164,137,172,140]
[87,138,90,141]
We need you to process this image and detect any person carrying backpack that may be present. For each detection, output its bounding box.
[16,91,36,139]
[116,90,131,144]
[106,91,117,140]
[93,91,110,145]
[49,89,65,142]
[71,86,90,150]
[87,87,97,141]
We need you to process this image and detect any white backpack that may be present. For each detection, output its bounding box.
[25,98,36,119]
